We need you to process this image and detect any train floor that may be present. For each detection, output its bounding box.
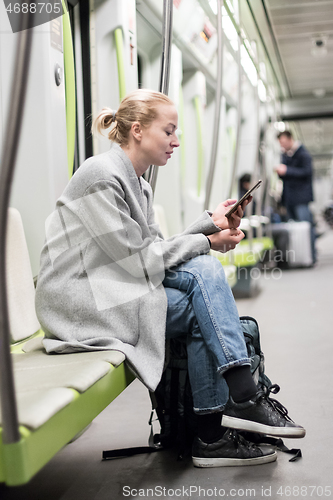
[2,230,333,500]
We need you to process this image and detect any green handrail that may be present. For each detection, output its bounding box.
[193,95,204,197]
[114,28,126,100]
[62,0,76,178]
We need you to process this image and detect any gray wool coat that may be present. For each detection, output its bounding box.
[35,143,221,391]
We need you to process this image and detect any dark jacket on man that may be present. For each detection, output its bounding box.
[280,144,314,207]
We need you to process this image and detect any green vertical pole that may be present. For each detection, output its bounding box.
[114,28,126,100]
[62,0,76,179]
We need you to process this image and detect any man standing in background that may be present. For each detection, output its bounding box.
[276,130,316,264]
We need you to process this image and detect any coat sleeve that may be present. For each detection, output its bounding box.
[283,150,313,179]
[72,180,218,279]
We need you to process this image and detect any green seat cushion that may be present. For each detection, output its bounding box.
[211,240,265,268]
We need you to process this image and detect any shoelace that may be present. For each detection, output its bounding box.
[258,384,295,423]
[229,429,259,450]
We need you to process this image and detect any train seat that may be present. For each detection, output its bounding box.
[210,240,264,268]
[0,208,135,487]
[1,347,126,429]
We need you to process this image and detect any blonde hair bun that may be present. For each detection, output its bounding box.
[92,89,174,145]
[92,107,116,135]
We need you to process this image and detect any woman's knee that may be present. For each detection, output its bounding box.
[182,254,226,281]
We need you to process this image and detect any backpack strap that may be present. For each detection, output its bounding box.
[238,431,302,462]
[169,367,181,441]
[255,436,302,462]
[102,445,162,460]
[102,410,163,460]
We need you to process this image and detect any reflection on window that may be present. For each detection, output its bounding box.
[241,45,257,86]
[222,7,238,51]
[258,79,266,102]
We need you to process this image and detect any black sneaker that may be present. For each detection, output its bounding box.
[192,429,277,467]
[222,384,306,438]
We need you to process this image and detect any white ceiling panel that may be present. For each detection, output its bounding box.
[265,0,333,97]
[246,0,333,171]
[267,0,333,9]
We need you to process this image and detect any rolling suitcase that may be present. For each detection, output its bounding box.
[271,221,313,268]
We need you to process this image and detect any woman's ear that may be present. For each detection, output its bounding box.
[131,121,142,142]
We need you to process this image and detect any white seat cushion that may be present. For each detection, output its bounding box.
[0,388,75,430]
[0,349,126,429]
[12,349,126,393]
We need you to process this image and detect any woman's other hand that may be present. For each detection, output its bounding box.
[211,197,252,230]
[207,228,245,253]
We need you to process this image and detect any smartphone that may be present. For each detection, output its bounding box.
[225,180,262,219]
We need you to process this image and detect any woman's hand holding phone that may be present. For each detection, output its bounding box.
[211,197,252,230]
[211,180,261,231]
[209,194,253,252]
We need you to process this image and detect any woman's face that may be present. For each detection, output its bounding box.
[140,104,180,167]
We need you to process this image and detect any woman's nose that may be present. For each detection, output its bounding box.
[171,135,180,148]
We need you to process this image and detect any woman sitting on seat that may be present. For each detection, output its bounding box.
[35,89,305,468]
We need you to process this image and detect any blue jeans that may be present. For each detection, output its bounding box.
[286,204,316,262]
[163,255,250,414]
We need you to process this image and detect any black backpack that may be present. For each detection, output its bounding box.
[102,316,301,462]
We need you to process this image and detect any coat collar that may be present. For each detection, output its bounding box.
[285,140,302,157]
[108,142,146,212]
